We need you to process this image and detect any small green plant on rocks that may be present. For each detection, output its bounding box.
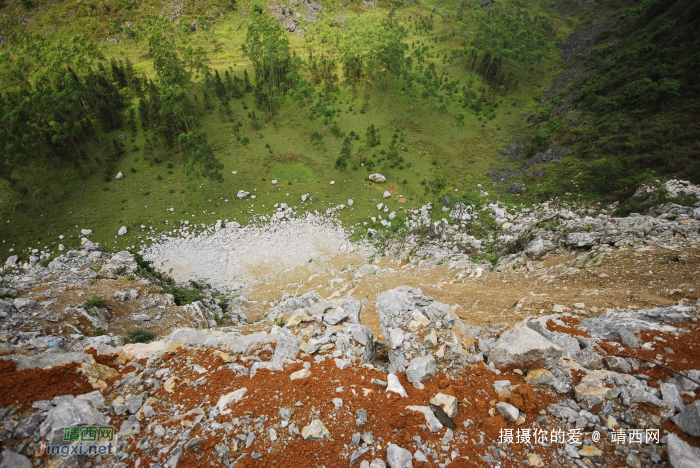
[83,296,107,309]
[127,328,156,344]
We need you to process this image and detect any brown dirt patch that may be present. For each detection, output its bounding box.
[509,384,540,413]
[482,414,506,439]
[84,347,120,367]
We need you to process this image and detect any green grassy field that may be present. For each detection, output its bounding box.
[0,0,574,260]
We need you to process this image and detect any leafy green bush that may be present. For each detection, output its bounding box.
[127,328,156,344]
[127,250,203,305]
[83,296,107,309]
[587,158,620,194]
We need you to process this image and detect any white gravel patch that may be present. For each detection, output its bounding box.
[141,213,361,290]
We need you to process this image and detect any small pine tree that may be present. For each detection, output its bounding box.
[203,89,213,110]
[125,58,137,89]
[335,155,347,171]
[214,70,226,98]
[243,69,251,92]
[366,124,379,147]
[225,70,233,91]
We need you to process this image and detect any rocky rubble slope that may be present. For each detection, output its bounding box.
[389,179,700,272]
[1,282,699,468]
[1,181,699,468]
[140,210,363,293]
[0,246,252,348]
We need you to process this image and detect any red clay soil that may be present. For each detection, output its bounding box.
[91,318,700,468]
[84,347,120,367]
[547,314,700,399]
[0,360,94,411]
[118,348,562,468]
[508,384,541,414]
[548,316,590,338]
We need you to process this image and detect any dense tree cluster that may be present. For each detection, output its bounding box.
[0,34,125,209]
[0,0,567,213]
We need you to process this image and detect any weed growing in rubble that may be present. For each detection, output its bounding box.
[127,328,157,344]
[275,317,286,328]
[83,296,107,309]
[39,253,59,268]
[126,274,136,280]
[0,289,15,300]
[93,329,106,337]
[127,249,203,305]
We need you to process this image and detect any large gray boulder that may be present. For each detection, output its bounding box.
[272,328,300,362]
[573,347,603,370]
[182,301,217,329]
[660,382,685,413]
[0,300,16,317]
[0,450,31,468]
[266,290,323,320]
[679,400,700,437]
[488,326,562,369]
[40,399,110,445]
[386,443,413,468]
[406,355,437,387]
[375,289,411,318]
[547,331,580,359]
[13,298,37,311]
[100,251,139,278]
[566,232,599,247]
[375,288,412,373]
[523,237,556,259]
[579,306,692,339]
[667,433,700,468]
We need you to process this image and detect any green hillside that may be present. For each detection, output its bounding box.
[488,0,700,212]
[0,0,695,260]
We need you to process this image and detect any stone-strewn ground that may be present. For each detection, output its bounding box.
[1,185,699,468]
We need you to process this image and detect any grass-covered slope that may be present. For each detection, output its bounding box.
[490,0,700,210]
[0,0,572,259]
